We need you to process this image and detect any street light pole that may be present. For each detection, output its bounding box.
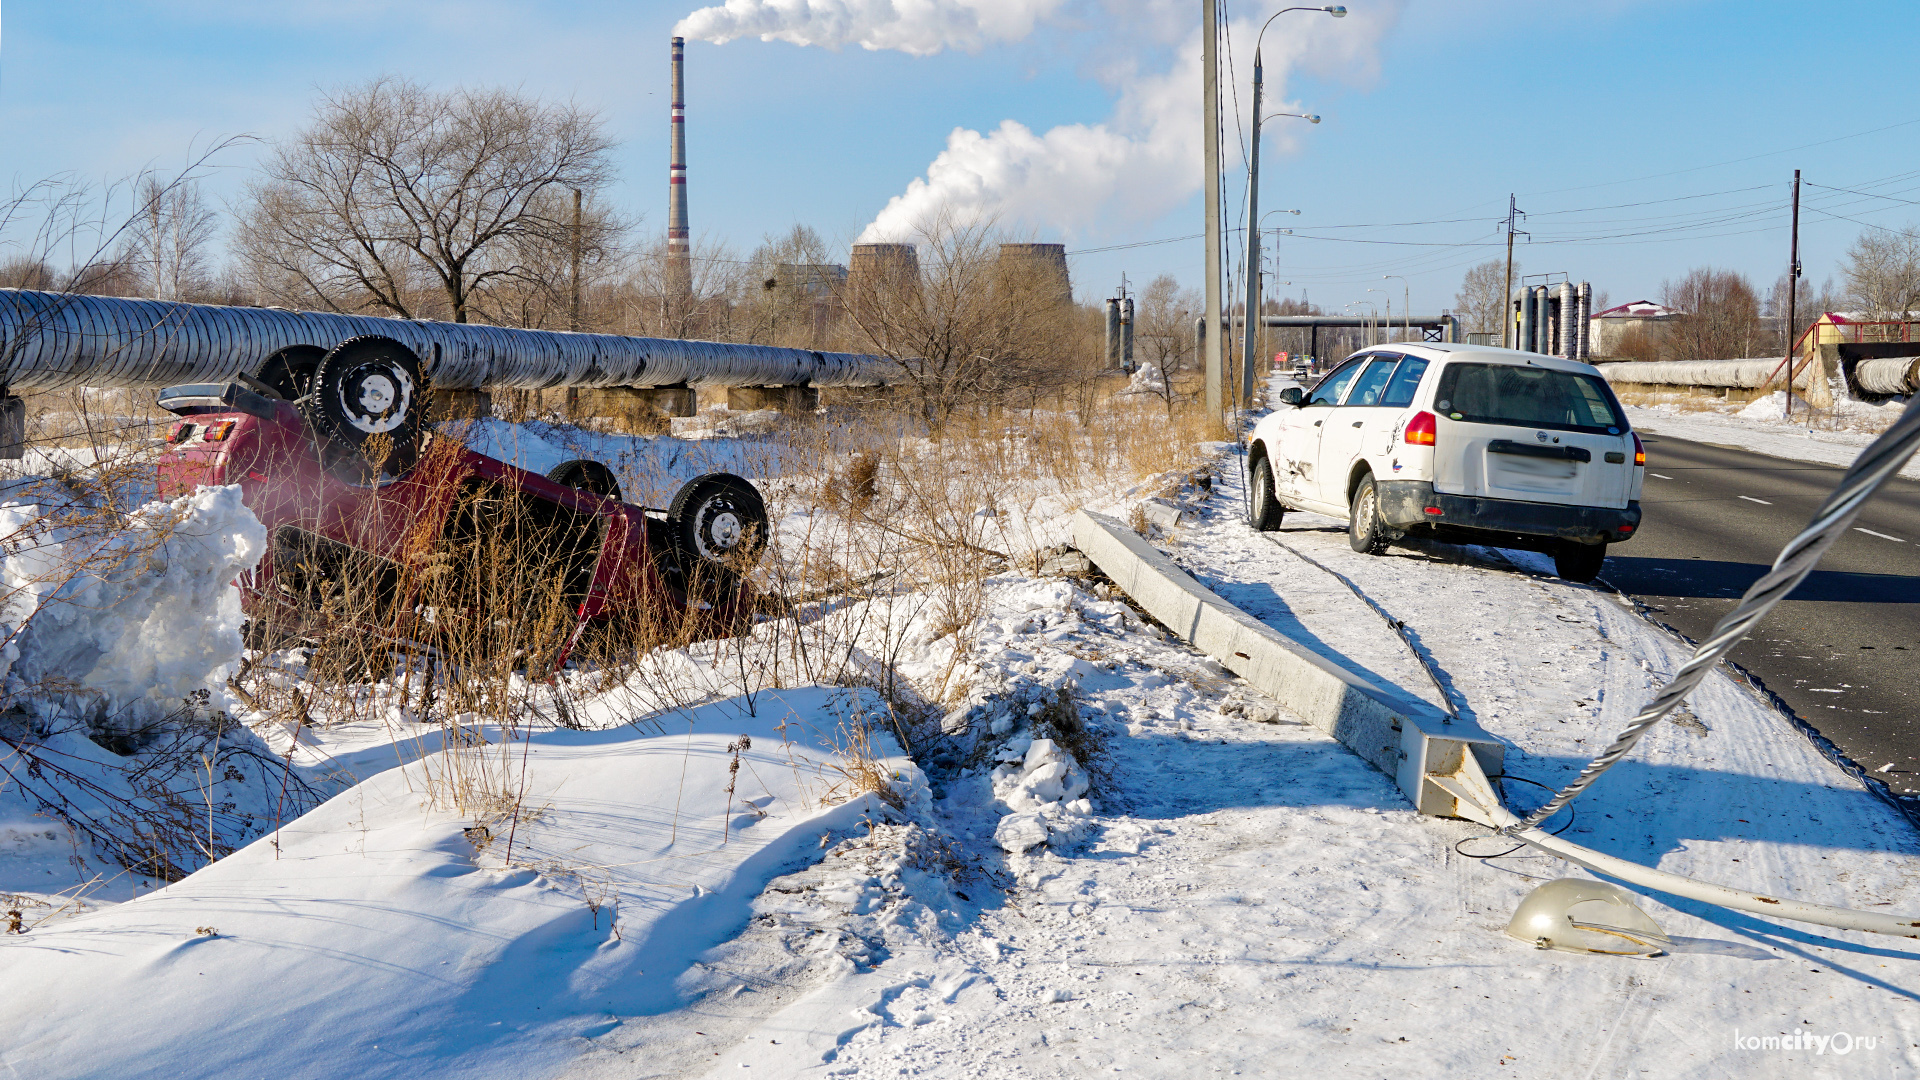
[1383,274,1409,342]
[1243,102,1318,403]
[1236,5,1344,408]
[1347,301,1377,347]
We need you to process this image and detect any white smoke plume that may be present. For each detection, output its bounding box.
[674,0,1070,56]
[678,1,1403,241]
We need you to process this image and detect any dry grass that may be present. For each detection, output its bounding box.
[0,363,1222,885]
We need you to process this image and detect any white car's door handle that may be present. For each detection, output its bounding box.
[1351,421,1363,428]
[1313,420,1322,427]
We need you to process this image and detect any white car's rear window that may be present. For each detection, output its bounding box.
[1433,362,1626,435]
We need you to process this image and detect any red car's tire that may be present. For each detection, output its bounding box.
[256,344,325,401]
[305,336,425,479]
[547,458,623,502]
[668,472,768,585]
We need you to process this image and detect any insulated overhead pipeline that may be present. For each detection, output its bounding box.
[1194,314,1461,342]
[0,289,895,392]
[1854,356,1920,396]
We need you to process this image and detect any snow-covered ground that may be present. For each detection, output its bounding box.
[4,685,919,1079]
[5,393,1920,1078]
[643,456,1920,1078]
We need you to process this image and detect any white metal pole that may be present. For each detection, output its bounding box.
[1202,0,1223,417]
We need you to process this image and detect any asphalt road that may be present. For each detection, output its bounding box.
[1600,432,1920,795]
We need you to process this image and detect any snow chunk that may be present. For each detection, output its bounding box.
[993,737,1089,811]
[994,812,1051,854]
[6,484,265,728]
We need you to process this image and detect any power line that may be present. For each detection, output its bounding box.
[1515,116,1920,197]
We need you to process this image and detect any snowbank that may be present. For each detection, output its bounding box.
[0,685,922,1080]
[0,484,296,905]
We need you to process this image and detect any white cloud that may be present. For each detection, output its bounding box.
[680,0,1404,241]
[674,0,1071,56]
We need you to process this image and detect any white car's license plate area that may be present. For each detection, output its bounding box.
[1488,452,1578,495]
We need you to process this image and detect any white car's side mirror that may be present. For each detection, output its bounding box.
[1277,387,1305,407]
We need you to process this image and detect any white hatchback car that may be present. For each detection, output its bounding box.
[1247,343,1644,582]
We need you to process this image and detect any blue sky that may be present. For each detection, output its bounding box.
[3,0,1918,315]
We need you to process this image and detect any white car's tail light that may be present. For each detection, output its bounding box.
[1405,411,1437,446]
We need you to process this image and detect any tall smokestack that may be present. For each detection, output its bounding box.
[668,36,691,306]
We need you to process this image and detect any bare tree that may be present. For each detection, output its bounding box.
[63,259,142,297]
[844,214,1081,431]
[614,233,747,341]
[480,187,629,330]
[1133,274,1198,410]
[738,225,838,347]
[123,176,218,301]
[1453,258,1512,337]
[1840,225,1920,319]
[236,77,617,323]
[0,257,56,290]
[1661,267,1763,360]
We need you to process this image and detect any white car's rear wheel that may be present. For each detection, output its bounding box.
[1553,541,1607,583]
[1348,475,1390,555]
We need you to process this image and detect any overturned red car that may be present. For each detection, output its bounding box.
[153,334,768,666]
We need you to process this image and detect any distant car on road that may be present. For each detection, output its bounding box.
[1247,343,1643,582]
[151,335,768,666]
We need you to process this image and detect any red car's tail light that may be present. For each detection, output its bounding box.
[202,420,236,442]
[1405,411,1437,446]
[1632,432,1646,467]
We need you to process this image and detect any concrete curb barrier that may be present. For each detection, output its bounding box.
[1072,509,1504,817]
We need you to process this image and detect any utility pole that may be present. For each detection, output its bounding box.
[570,187,583,332]
[1239,48,1265,406]
[1785,169,1803,420]
[1202,0,1224,417]
[1502,197,1515,349]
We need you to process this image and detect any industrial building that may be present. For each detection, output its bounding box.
[1587,300,1680,359]
[1509,280,1594,360]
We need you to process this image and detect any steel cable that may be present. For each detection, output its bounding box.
[1511,395,1920,831]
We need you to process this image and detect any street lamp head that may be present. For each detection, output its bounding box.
[1308,114,1322,124]
[1325,5,1348,15]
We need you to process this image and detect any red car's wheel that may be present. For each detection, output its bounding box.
[668,472,768,584]
[305,336,425,479]
[547,458,623,502]
[256,344,325,401]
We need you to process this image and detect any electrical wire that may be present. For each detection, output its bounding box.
[1455,775,1576,860]
[1510,392,1920,832]
[1515,116,1920,197]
